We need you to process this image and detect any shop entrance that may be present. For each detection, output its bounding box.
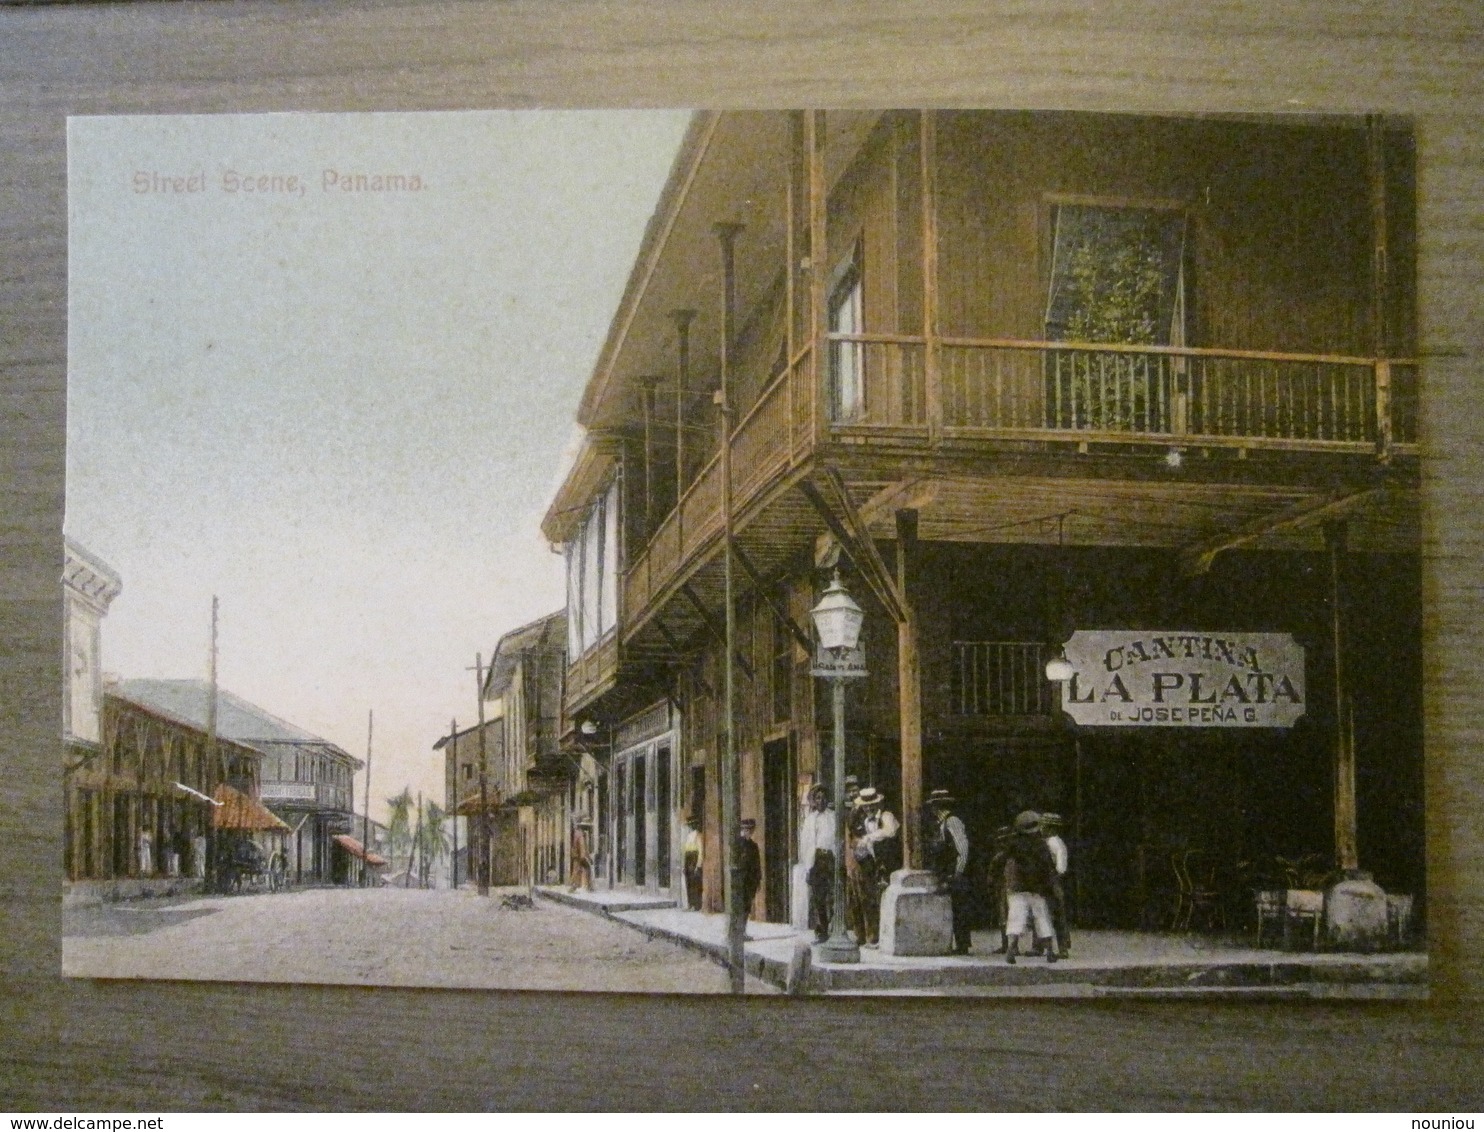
[762,737,793,923]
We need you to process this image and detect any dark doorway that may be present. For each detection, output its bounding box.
[615,761,628,885]
[762,737,793,923]
[656,745,673,888]
[632,753,647,888]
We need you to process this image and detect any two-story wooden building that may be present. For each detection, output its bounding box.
[542,111,1422,936]
[116,679,361,885]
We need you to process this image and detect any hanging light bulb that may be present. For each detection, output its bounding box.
[1044,648,1075,683]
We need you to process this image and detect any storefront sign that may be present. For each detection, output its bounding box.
[812,644,868,679]
[1058,630,1306,728]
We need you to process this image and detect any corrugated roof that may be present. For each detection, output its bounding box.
[213,784,290,832]
[485,611,566,698]
[115,679,359,767]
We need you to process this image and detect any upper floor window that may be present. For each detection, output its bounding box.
[566,480,620,658]
[1045,202,1187,347]
[828,250,864,421]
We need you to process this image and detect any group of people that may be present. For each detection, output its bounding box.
[612,785,1072,965]
[800,783,1072,962]
[799,777,902,946]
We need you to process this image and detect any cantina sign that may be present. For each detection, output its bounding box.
[1059,630,1306,728]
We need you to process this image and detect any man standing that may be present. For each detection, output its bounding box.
[841,776,864,940]
[927,789,973,954]
[1041,812,1071,958]
[852,788,900,946]
[1002,810,1058,964]
[737,818,763,937]
[568,819,593,893]
[798,783,837,941]
[682,815,704,911]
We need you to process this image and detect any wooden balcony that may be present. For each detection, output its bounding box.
[831,333,1418,456]
[619,332,1417,656]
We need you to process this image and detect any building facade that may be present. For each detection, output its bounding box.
[116,679,362,885]
[541,111,1423,934]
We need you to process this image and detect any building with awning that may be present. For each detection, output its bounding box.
[213,783,290,832]
[331,833,388,886]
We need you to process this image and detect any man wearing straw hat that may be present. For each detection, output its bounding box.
[928,788,973,955]
[1001,810,1059,964]
[851,787,899,946]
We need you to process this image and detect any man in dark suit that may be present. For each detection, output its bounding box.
[738,817,763,936]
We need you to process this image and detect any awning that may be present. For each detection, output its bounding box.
[212,784,291,832]
[331,834,388,867]
[454,792,503,817]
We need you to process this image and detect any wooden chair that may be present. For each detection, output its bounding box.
[1171,849,1224,932]
[1284,888,1324,949]
[1253,889,1286,948]
[1386,893,1414,946]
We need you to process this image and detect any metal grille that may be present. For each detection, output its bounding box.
[951,641,1052,716]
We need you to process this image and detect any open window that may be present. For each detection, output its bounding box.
[827,247,864,422]
[1044,201,1189,432]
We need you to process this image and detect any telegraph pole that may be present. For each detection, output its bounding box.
[715,221,745,993]
[204,595,220,893]
[361,709,373,887]
[468,654,491,896]
[449,718,459,890]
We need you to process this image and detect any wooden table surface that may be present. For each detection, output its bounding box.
[3,0,1482,1111]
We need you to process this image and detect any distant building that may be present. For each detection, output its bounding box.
[115,679,361,885]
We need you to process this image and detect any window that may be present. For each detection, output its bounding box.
[565,479,621,657]
[1044,202,1188,431]
[828,250,864,421]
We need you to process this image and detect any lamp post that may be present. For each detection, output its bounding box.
[810,571,866,964]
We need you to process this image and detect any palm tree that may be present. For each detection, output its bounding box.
[386,787,415,878]
[417,801,451,888]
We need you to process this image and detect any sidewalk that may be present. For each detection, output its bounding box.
[536,886,1427,997]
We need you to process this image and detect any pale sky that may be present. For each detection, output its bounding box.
[67,110,691,822]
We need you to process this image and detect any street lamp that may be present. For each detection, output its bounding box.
[809,571,865,964]
[1044,649,1075,684]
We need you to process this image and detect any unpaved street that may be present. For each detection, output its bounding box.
[63,886,756,993]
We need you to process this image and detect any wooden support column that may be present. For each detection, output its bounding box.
[896,508,924,870]
[1325,519,1359,873]
[641,375,657,534]
[786,110,803,459]
[671,309,696,526]
[807,110,827,447]
[1368,115,1393,464]
[919,110,941,444]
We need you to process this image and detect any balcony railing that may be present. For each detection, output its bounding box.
[951,641,1054,717]
[828,333,1417,453]
[619,329,1414,652]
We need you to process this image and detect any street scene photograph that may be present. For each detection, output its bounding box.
[63,109,1426,997]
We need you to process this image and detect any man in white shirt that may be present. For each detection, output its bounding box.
[798,784,837,941]
[1041,812,1070,958]
[682,815,704,911]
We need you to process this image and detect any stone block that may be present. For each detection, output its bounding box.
[880,868,953,956]
[1326,873,1390,951]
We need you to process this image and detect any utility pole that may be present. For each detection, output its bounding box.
[469,654,491,897]
[204,595,220,893]
[361,709,373,887]
[412,791,424,888]
[449,718,459,890]
[715,221,745,993]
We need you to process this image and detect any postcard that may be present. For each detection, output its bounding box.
[63,109,1425,997]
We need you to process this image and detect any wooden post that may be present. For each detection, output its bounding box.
[361,710,372,888]
[1325,519,1359,873]
[786,111,803,460]
[807,110,827,448]
[715,221,746,994]
[671,309,696,526]
[472,653,491,896]
[1368,115,1392,464]
[920,110,941,443]
[896,508,923,869]
[642,375,657,534]
[448,718,459,889]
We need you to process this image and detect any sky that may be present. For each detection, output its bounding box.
[67,110,691,822]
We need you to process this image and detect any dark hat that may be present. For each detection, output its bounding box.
[856,787,883,807]
[740,818,757,830]
[844,775,860,788]
[927,788,955,807]
[807,783,827,798]
[1039,812,1064,827]
[1014,810,1042,833]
